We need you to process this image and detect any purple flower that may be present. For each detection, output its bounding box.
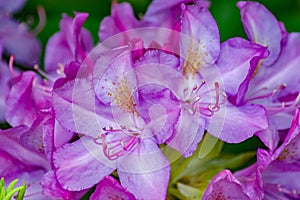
[0,0,27,13]
[44,12,93,74]
[99,0,209,42]
[237,1,283,66]
[52,48,173,199]
[5,70,52,127]
[203,108,300,199]
[0,15,41,66]
[145,3,269,157]
[0,126,50,199]
[90,176,136,200]
[219,1,300,150]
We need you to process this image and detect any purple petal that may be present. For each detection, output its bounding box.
[44,13,93,73]
[180,3,220,67]
[42,117,73,165]
[217,37,268,98]
[0,0,26,13]
[0,126,50,169]
[237,1,282,66]
[0,150,49,200]
[118,139,170,200]
[0,17,41,66]
[0,61,12,122]
[41,171,86,200]
[273,109,300,163]
[44,32,73,73]
[255,123,279,152]
[54,137,114,191]
[167,110,205,157]
[94,49,137,105]
[143,0,190,29]
[90,176,136,200]
[202,170,251,200]
[19,114,51,159]
[249,33,300,100]
[99,2,139,41]
[212,103,268,143]
[5,71,46,127]
[53,76,114,137]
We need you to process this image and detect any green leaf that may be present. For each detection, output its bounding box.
[5,179,19,194]
[15,182,26,200]
[177,183,201,200]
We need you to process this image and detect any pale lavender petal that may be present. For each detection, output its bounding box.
[0,150,48,200]
[94,50,137,105]
[20,114,53,154]
[118,139,170,200]
[42,116,74,164]
[0,61,11,122]
[217,37,268,98]
[0,0,26,13]
[99,2,139,41]
[41,171,86,200]
[167,110,205,157]
[90,176,136,200]
[273,109,300,163]
[5,71,37,127]
[15,170,49,200]
[249,33,300,99]
[212,103,269,143]
[53,76,114,137]
[180,3,220,67]
[3,70,48,134]
[44,32,73,73]
[0,17,41,66]
[255,123,279,152]
[143,0,191,29]
[237,1,282,66]
[54,137,114,191]
[0,126,50,169]
[202,170,251,200]
[44,13,93,73]
[135,50,181,143]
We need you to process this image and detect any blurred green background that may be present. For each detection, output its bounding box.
[16,0,300,62]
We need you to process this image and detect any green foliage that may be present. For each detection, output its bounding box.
[0,178,26,200]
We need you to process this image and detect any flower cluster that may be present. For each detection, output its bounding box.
[0,0,299,199]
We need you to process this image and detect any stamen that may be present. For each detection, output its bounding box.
[31,6,46,35]
[94,127,139,160]
[32,78,52,96]
[56,63,65,76]
[9,55,17,77]
[34,65,55,82]
[247,84,286,102]
[206,82,227,113]
[267,92,300,114]
[184,81,226,117]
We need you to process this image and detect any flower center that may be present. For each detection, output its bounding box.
[181,39,207,78]
[108,78,138,115]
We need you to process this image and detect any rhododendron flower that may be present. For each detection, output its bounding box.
[0,12,41,66]
[148,3,269,157]
[203,109,300,199]
[0,126,50,199]
[44,12,93,74]
[217,1,300,150]
[52,47,179,199]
